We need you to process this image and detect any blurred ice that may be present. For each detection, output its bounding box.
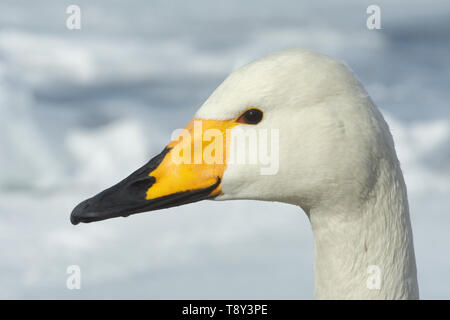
[0,0,449,299]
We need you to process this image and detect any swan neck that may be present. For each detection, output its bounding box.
[308,164,419,299]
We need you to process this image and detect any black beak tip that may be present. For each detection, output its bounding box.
[70,211,81,226]
[70,199,94,225]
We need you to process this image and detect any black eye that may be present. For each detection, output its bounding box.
[236,108,263,125]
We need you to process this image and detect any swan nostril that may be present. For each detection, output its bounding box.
[127,176,156,195]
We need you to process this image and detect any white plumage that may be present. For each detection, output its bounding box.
[71,49,419,299]
[198,49,419,299]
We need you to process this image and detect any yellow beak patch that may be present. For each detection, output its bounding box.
[145,118,239,200]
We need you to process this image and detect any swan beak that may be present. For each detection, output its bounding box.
[71,118,237,225]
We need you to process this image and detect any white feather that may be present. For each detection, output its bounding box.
[196,49,419,299]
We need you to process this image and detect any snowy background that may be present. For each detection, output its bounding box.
[0,0,449,299]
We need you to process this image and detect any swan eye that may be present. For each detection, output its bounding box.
[236,108,263,125]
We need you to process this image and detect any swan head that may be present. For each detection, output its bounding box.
[71,49,393,224]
